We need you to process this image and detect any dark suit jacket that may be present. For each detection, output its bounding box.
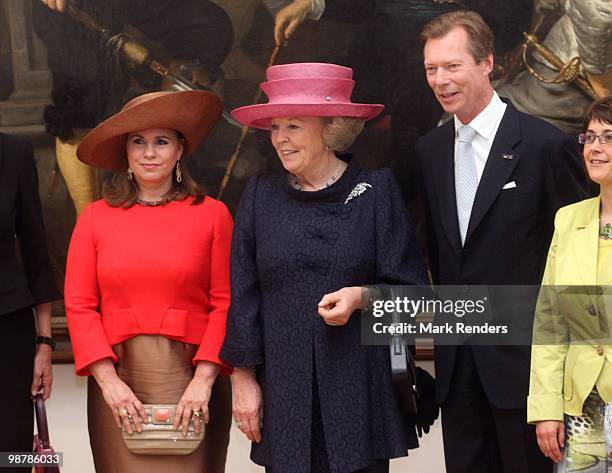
[416,100,590,409]
[0,133,61,316]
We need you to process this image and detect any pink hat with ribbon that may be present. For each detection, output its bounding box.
[231,63,384,130]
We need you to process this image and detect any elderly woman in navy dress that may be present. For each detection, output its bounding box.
[220,62,427,473]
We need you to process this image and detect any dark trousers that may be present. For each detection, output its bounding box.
[442,346,551,473]
[0,307,36,472]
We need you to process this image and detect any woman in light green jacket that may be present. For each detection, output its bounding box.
[530,95,612,471]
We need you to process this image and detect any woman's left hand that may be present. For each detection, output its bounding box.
[31,344,53,399]
[174,361,220,436]
[318,286,363,326]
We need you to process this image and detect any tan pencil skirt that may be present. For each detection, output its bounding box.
[87,335,231,473]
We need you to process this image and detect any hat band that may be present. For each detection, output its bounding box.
[261,78,355,105]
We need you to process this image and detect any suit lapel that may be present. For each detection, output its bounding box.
[432,122,462,248]
[465,103,521,243]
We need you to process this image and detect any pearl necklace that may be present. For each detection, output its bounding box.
[291,159,344,191]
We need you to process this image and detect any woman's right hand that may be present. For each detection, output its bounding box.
[231,368,263,443]
[89,358,148,434]
[535,420,565,462]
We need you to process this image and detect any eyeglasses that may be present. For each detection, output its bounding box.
[579,133,612,145]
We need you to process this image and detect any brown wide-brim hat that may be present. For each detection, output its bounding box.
[77,90,223,172]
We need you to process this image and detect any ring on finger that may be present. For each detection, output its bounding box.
[192,410,202,418]
[235,420,243,429]
[328,320,336,325]
[118,408,128,417]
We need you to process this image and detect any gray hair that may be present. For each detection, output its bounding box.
[323,117,365,152]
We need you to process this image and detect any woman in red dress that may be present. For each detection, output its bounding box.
[65,90,232,472]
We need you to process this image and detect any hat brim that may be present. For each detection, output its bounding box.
[77,91,223,172]
[231,103,384,130]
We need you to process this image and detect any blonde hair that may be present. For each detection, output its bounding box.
[323,117,365,152]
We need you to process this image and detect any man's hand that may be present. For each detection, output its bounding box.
[39,0,68,12]
[274,0,312,46]
[533,0,560,14]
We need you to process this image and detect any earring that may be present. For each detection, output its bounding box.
[325,145,332,151]
[127,168,133,180]
[176,161,182,183]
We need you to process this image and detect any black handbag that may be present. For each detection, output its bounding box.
[390,328,418,415]
[390,324,439,436]
[370,285,439,434]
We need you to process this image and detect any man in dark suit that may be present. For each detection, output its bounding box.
[415,10,590,473]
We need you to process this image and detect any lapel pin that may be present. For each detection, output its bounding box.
[501,154,514,160]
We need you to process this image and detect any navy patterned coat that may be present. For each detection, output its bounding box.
[220,157,427,473]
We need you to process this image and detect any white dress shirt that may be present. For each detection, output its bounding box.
[454,92,507,182]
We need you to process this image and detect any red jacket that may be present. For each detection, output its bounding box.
[65,197,233,376]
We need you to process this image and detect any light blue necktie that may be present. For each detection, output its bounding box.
[455,125,478,245]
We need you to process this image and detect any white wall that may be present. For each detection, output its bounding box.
[46,363,444,473]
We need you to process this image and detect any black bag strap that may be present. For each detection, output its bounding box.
[33,394,51,449]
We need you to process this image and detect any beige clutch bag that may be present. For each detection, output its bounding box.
[121,404,204,455]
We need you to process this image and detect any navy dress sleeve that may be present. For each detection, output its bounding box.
[220,176,264,367]
[375,168,428,285]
